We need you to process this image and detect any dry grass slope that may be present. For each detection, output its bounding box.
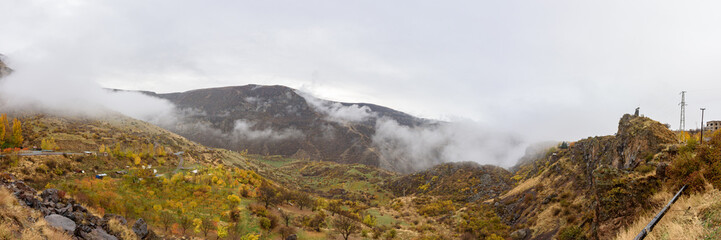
[615,187,721,240]
[0,188,72,240]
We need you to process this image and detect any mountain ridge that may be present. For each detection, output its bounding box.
[135,84,446,173]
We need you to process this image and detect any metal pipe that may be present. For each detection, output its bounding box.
[633,185,687,240]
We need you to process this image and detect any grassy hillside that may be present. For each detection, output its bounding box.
[5,111,720,239]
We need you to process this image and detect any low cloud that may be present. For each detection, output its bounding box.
[372,118,524,172]
[0,56,178,126]
[165,113,304,145]
[297,90,375,123]
[231,119,304,141]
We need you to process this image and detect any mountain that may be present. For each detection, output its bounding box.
[143,85,436,173]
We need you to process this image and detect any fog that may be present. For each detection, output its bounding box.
[4,1,721,168]
[0,55,177,124]
[299,92,524,169]
[299,91,376,123]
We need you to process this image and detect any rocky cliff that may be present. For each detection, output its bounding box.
[498,114,678,240]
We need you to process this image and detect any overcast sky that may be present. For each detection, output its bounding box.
[2,0,721,143]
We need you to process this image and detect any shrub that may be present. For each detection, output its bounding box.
[418,200,455,217]
[248,203,268,217]
[259,217,272,230]
[558,225,586,240]
[634,164,655,174]
[706,161,721,190]
[668,152,707,192]
[278,226,296,239]
[457,204,508,239]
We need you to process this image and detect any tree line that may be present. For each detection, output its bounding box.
[0,113,23,150]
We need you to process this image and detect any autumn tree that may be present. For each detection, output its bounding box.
[41,137,58,151]
[11,118,22,147]
[217,221,229,239]
[179,215,193,235]
[333,215,360,240]
[279,209,293,227]
[158,210,174,232]
[296,192,313,210]
[156,146,166,156]
[258,181,279,208]
[327,199,343,216]
[363,214,377,227]
[133,155,142,165]
[0,113,6,146]
[228,194,242,209]
[308,211,327,232]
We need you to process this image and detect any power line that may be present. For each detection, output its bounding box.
[679,91,687,131]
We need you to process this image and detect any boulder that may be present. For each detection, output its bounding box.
[285,234,298,240]
[45,214,76,233]
[81,227,119,240]
[132,218,149,239]
[41,188,62,203]
[510,228,532,240]
[656,162,668,180]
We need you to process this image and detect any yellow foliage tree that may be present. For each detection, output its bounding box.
[0,113,6,146]
[99,144,106,153]
[41,137,57,151]
[134,155,142,165]
[217,221,228,238]
[11,118,23,147]
[227,194,241,208]
[156,146,166,156]
[240,233,260,240]
[192,218,202,233]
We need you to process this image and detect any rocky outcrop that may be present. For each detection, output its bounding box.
[499,114,678,240]
[572,114,676,171]
[0,172,151,240]
[0,54,12,78]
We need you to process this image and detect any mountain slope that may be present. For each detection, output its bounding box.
[144,85,435,173]
[386,161,513,202]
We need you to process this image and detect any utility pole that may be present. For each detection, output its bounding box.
[679,91,687,131]
[701,108,706,143]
